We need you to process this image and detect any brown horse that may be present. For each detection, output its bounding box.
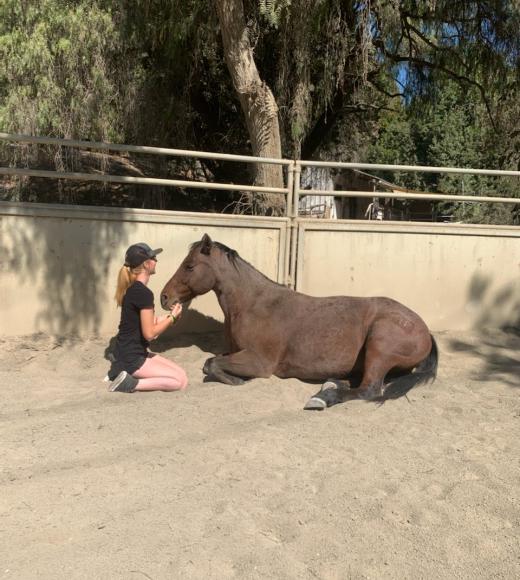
[161,234,438,410]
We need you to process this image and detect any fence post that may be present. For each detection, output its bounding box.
[287,161,301,289]
[283,163,294,285]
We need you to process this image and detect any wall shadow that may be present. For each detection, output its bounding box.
[3,204,134,336]
[447,271,520,389]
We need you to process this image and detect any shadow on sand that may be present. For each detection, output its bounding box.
[445,272,520,389]
[448,326,520,389]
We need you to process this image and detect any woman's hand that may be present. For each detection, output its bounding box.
[141,303,183,341]
[170,302,183,320]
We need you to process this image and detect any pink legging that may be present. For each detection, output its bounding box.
[132,354,188,391]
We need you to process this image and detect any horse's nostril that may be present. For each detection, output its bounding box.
[161,293,168,306]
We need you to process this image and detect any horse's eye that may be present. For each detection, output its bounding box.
[185,264,194,272]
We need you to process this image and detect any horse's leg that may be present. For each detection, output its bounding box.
[347,334,413,400]
[304,337,399,410]
[304,379,352,410]
[203,350,273,386]
[304,367,387,411]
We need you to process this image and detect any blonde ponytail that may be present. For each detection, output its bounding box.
[115,264,143,306]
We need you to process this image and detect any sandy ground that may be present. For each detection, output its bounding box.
[1,328,519,580]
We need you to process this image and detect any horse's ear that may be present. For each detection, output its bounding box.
[200,233,212,255]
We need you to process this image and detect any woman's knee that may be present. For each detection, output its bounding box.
[158,366,188,390]
[176,368,188,390]
[156,359,188,389]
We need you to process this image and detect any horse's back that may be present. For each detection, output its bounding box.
[270,293,431,380]
[266,294,374,379]
[284,293,425,327]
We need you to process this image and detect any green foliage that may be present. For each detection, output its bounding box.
[0,0,518,221]
[258,0,291,28]
[367,108,424,190]
[368,80,519,224]
[415,82,519,224]
[0,0,136,141]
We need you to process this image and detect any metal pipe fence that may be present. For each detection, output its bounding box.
[0,166,288,196]
[0,132,291,165]
[1,132,519,288]
[2,132,519,211]
[295,188,520,205]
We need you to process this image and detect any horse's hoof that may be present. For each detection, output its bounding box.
[225,376,245,386]
[203,357,215,375]
[304,396,327,411]
[305,382,345,410]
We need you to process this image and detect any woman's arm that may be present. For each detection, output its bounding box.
[140,303,183,341]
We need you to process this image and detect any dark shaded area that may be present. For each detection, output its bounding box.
[0,152,245,214]
[447,272,520,389]
[3,205,133,335]
[153,312,225,356]
[448,328,520,389]
[379,373,435,402]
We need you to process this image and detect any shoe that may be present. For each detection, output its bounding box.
[109,371,138,393]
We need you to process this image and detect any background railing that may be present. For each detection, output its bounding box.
[2,132,519,212]
[1,132,519,290]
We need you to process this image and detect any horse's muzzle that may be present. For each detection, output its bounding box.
[161,294,177,310]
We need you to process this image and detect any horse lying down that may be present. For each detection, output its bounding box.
[161,234,438,410]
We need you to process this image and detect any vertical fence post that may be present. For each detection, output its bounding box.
[285,164,293,219]
[284,163,294,285]
[287,161,301,289]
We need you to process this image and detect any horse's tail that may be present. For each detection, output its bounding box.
[382,334,439,400]
[414,334,439,381]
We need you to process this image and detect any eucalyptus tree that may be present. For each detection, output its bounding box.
[0,1,140,143]
[0,0,145,203]
[1,0,518,215]
[208,1,519,195]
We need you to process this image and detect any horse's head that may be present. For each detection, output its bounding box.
[160,234,218,310]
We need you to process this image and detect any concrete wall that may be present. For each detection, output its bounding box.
[1,203,519,336]
[295,219,520,331]
[0,202,288,336]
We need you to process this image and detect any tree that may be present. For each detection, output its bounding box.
[368,80,519,224]
[213,0,284,213]
[1,1,518,218]
[0,0,144,203]
[0,1,138,142]
[211,1,519,173]
[214,0,283,187]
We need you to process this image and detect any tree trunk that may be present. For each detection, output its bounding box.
[215,0,285,214]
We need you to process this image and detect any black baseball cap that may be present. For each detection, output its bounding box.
[124,243,163,268]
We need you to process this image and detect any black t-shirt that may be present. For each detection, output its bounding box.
[113,281,154,374]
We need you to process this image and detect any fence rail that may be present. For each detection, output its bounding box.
[0,132,292,166]
[296,188,520,204]
[0,166,288,195]
[2,132,519,205]
[1,133,519,288]
[299,159,520,177]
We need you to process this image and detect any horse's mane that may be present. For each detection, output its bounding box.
[213,241,240,262]
[190,240,285,288]
[190,240,238,262]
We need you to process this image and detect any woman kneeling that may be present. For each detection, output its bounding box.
[108,243,188,393]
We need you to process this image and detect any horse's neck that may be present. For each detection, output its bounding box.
[213,260,276,317]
